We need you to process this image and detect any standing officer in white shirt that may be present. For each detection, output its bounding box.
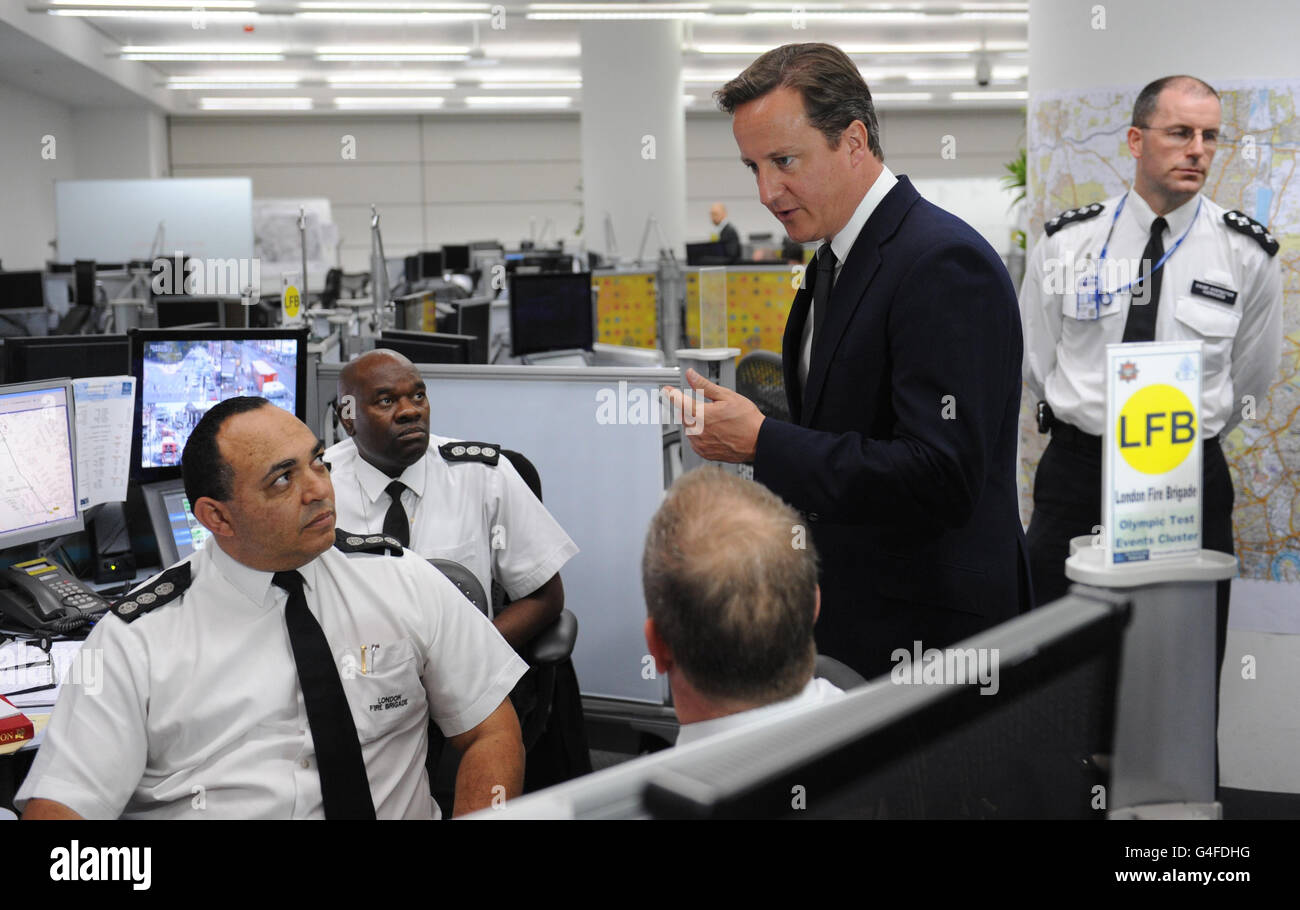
[325,349,578,652]
[1020,75,1283,666]
[18,396,527,819]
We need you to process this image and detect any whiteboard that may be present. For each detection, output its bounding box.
[55,178,254,263]
[316,362,677,704]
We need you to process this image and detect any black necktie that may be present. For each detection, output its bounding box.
[273,570,376,820]
[810,245,838,354]
[1122,216,1168,343]
[382,480,409,548]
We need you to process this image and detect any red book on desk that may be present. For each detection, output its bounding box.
[0,694,33,746]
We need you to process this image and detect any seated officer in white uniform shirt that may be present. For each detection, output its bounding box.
[325,349,578,652]
[641,466,843,748]
[17,396,527,820]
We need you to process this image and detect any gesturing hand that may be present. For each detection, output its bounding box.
[662,368,766,464]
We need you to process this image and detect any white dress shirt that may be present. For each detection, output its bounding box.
[799,165,899,387]
[325,435,579,606]
[1020,189,1283,437]
[15,538,528,819]
[674,677,845,748]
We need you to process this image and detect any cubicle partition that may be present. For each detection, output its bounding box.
[315,362,677,705]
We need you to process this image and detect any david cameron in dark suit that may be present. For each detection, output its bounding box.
[671,43,1033,680]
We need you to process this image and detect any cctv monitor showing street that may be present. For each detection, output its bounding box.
[137,336,301,470]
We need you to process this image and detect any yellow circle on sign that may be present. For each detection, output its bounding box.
[284,286,301,317]
[1117,383,1197,474]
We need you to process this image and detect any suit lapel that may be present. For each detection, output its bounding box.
[800,176,921,426]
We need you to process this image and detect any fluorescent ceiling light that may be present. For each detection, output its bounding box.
[871,92,935,102]
[314,46,468,61]
[168,79,302,89]
[464,95,572,106]
[299,2,487,7]
[317,53,467,61]
[298,11,489,20]
[200,97,313,110]
[489,43,580,59]
[692,42,1027,55]
[334,97,448,109]
[477,81,581,90]
[53,8,259,17]
[328,73,456,87]
[123,46,285,60]
[950,90,1028,101]
[51,0,254,6]
[528,4,708,19]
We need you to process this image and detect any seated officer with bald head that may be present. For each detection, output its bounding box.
[325,349,578,653]
[18,396,526,819]
[643,466,843,747]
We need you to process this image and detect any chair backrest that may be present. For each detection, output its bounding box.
[814,653,868,690]
[736,349,789,422]
[428,558,489,617]
[501,448,542,502]
[320,268,342,308]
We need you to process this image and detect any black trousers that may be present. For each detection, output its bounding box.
[1026,428,1234,676]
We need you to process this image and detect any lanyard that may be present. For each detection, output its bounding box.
[1087,193,1201,307]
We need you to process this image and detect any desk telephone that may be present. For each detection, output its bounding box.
[0,558,111,634]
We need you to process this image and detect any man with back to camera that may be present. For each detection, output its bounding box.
[18,396,527,819]
[1020,75,1283,672]
[710,202,743,264]
[666,43,1032,681]
[324,348,588,786]
[643,466,844,746]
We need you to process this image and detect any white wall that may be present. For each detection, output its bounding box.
[70,107,170,181]
[0,81,76,270]
[170,108,1027,270]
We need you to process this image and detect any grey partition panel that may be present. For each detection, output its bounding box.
[317,362,676,704]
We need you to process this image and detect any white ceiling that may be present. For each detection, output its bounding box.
[4,1,1029,114]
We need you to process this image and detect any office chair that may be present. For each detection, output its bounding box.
[814,654,869,690]
[495,449,581,753]
[736,350,789,423]
[319,268,342,308]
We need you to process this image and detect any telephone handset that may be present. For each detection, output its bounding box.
[0,558,111,634]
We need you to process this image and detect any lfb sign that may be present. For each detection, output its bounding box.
[1104,342,1204,566]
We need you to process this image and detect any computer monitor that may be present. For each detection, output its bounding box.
[376,330,474,365]
[404,255,420,285]
[686,241,729,266]
[442,245,471,273]
[0,271,48,313]
[152,295,246,329]
[0,378,82,549]
[509,272,594,358]
[419,251,443,280]
[129,328,309,484]
[141,479,211,565]
[2,334,130,384]
[455,299,492,364]
[481,589,1127,819]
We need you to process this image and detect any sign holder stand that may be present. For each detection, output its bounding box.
[1066,536,1236,819]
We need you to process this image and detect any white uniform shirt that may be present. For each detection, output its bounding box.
[324,435,579,604]
[799,165,899,387]
[1020,189,1283,437]
[674,677,845,748]
[15,539,528,820]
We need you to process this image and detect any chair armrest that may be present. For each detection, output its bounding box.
[523,609,577,665]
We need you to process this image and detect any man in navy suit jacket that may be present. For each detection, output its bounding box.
[670,43,1032,679]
